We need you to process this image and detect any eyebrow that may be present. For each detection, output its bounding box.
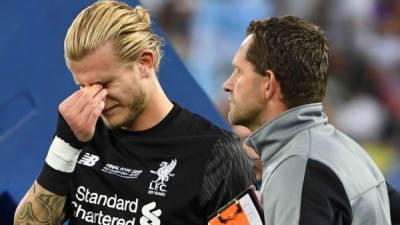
[75,82,95,88]
[233,62,241,71]
[232,56,240,68]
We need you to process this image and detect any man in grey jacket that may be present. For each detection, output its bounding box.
[223,15,394,225]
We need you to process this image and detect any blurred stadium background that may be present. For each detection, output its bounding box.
[1,0,400,224]
[141,0,400,188]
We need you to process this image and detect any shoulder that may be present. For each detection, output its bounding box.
[200,131,256,216]
[174,105,230,137]
[204,130,255,194]
[267,156,348,200]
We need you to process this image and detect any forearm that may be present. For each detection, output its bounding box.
[14,181,66,225]
[14,85,104,224]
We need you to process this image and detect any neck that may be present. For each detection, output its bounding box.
[122,76,173,131]
[248,101,287,132]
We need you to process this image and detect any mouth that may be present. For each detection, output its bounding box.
[102,105,119,116]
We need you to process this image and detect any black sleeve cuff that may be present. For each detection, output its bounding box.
[56,112,87,149]
[37,163,72,196]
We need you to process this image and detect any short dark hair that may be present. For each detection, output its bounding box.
[246,16,329,108]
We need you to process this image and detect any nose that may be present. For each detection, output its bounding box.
[223,75,233,93]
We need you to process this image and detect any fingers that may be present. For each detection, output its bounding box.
[80,88,107,123]
[59,84,103,113]
[74,84,104,113]
[59,91,82,113]
[58,84,108,142]
[86,101,105,129]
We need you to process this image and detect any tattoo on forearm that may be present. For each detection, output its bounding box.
[15,183,65,225]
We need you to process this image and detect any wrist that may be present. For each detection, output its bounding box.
[37,163,72,196]
[45,136,83,173]
[56,112,87,148]
[37,135,84,196]
[36,113,89,196]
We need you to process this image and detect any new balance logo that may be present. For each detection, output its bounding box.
[140,202,162,225]
[77,153,99,167]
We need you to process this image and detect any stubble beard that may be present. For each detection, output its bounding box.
[101,89,147,130]
[228,104,241,126]
[228,103,253,129]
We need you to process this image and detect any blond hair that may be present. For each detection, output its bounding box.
[64,0,163,70]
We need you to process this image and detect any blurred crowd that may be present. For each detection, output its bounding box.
[141,0,400,189]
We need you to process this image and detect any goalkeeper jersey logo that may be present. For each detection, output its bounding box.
[148,159,177,197]
[77,153,99,167]
[140,202,162,225]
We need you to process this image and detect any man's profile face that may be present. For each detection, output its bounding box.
[223,35,268,131]
[68,42,147,129]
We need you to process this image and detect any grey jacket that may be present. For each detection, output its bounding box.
[247,103,391,225]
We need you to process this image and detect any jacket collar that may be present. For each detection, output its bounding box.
[246,103,328,163]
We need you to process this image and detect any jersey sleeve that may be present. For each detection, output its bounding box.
[198,132,256,217]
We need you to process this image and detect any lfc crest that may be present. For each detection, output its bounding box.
[148,159,177,197]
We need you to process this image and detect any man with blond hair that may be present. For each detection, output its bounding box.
[14,1,255,224]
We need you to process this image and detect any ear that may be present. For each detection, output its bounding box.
[263,70,280,100]
[138,49,155,77]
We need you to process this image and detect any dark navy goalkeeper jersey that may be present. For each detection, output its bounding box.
[64,103,255,225]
